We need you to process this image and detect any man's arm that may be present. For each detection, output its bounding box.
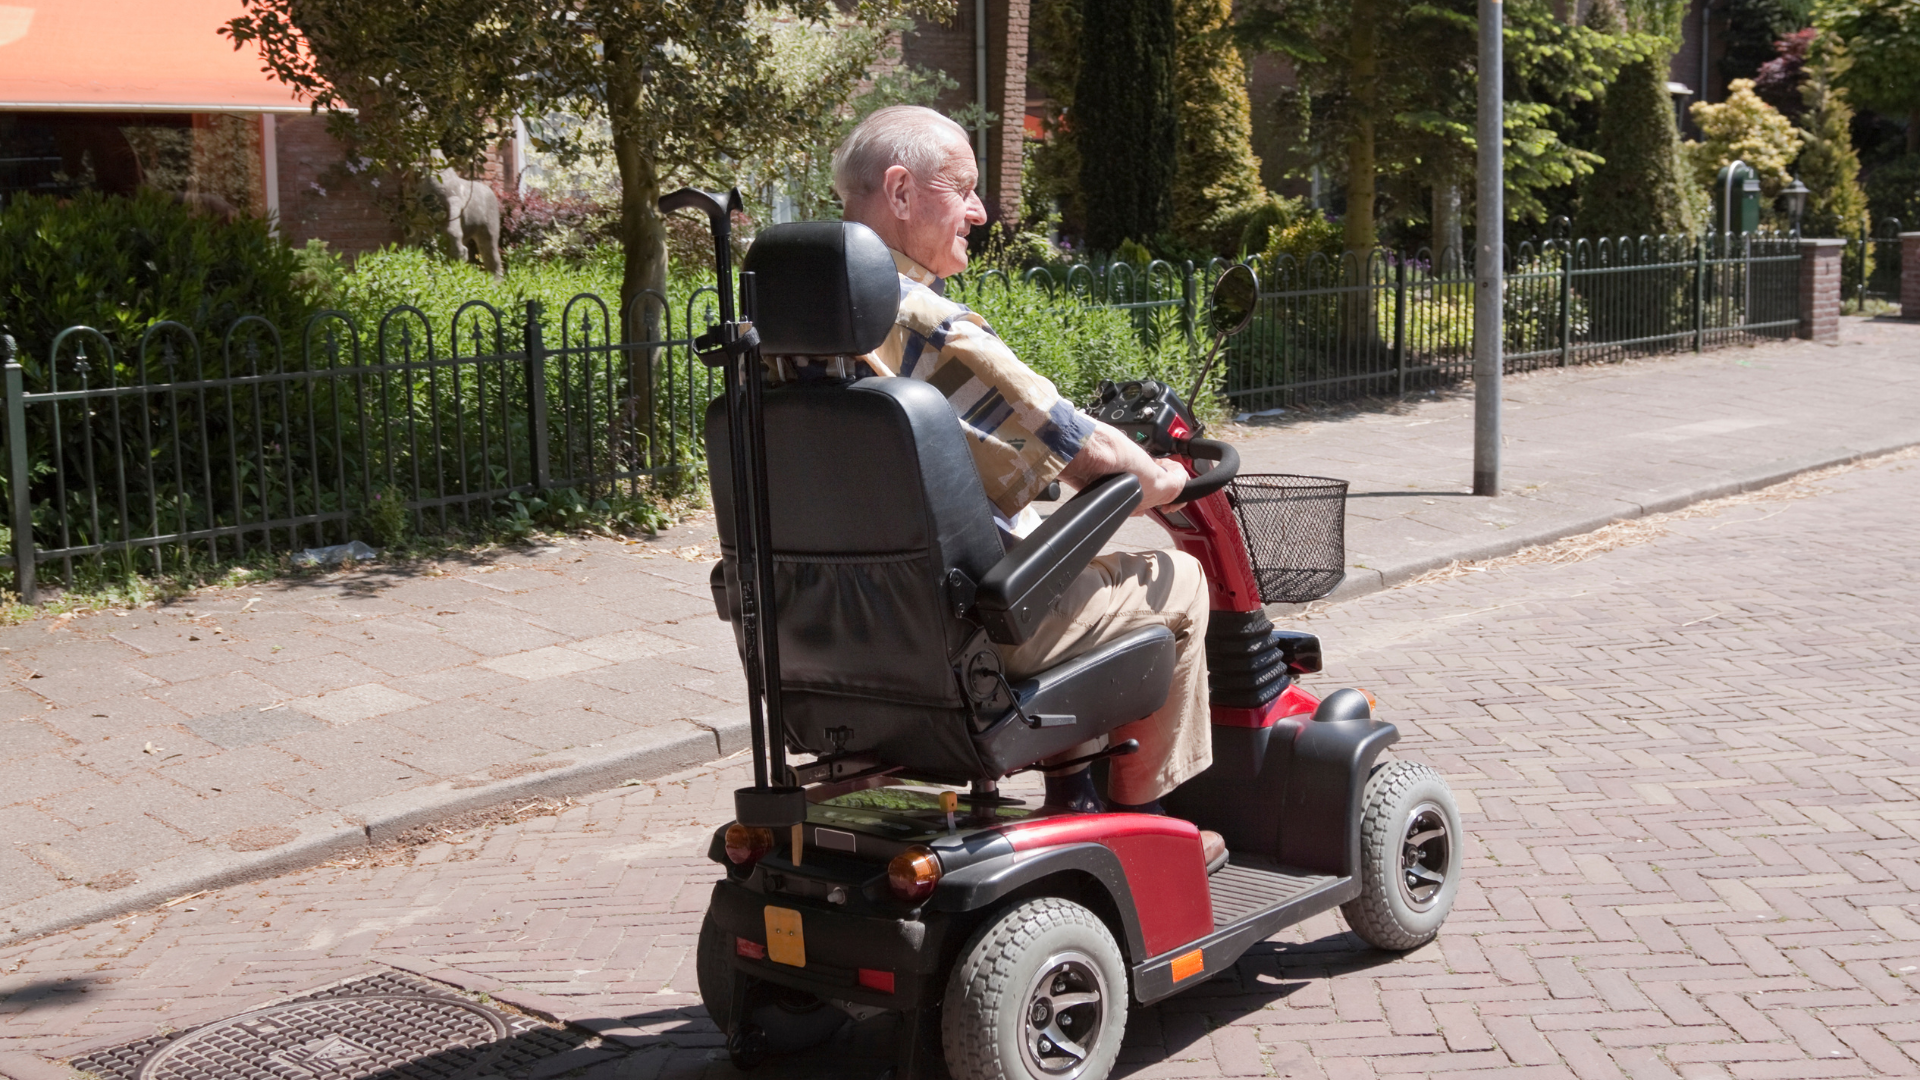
[1058,422,1190,513]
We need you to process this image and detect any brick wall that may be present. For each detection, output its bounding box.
[1902,233,1920,320]
[900,4,1029,224]
[272,115,403,257]
[990,0,1031,223]
[1797,238,1845,342]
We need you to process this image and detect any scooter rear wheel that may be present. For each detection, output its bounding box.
[696,912,845,1068]
[1341,760,1462,950]
[942,897,1128,1080]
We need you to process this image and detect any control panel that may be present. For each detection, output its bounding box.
[1087,379,1197,457]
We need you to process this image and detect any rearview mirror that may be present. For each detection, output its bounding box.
[1208,264,1259,339]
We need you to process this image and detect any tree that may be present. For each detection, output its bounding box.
[1578,0,1702,238]
[1796,36,1871,238]
[1076,0,1180,252]
[1753,28,1818,118]
[1817,0,1920,152]
[224,0,945,309]
[1239,0,1645,255]
[1685,78,1805,197]
[1171,0,1269,253]
[1722,0,1815,84]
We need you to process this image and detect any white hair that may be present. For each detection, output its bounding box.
[831,105,970,202]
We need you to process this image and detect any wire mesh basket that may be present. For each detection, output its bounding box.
[1228,474,1350,604]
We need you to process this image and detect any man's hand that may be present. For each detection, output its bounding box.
[1059,423,1192,515]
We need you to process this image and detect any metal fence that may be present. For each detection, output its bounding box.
[3,231,1806,600]
[1848,218,1904,310]
[1221,232,1802,412]
[1,290,720,601]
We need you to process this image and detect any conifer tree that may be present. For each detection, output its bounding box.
[1796,39,1870,238]
[1578,0,1701,238]
[1076,0,1180,252]
[1170,0,1269,254]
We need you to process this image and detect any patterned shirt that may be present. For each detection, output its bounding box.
[768,249,1097,524]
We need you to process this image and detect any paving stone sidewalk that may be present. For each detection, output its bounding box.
[1,316,1916,946]
[0,436,1914,1079]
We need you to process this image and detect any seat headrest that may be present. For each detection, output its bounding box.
[742,221,900,356]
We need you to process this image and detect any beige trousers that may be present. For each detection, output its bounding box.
[995,549,1211,805]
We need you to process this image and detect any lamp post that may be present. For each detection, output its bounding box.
[1472,0,1503,497]
[1781,176,1811,237]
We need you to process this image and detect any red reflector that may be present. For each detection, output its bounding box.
[735,936,766,960]
[857,968,895,993]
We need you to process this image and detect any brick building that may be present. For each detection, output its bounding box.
[2,0,1021,256]
[897,0,1034,224]
[0,0,528,258]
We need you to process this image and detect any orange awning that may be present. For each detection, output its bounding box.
[0,0,312,113]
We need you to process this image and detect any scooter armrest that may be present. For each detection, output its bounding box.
[976,473,1141,646]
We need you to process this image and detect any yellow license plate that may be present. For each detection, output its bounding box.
[764,905,805,967]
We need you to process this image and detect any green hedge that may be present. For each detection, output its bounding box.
[0,189,313,374]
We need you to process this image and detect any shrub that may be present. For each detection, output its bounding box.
[1797,44,1872,241]
[1579,8,1702,241]
[1171,0,1271,255]
[1262,214,1347,275]
[950,275,1210,418]
[0,189,313,370]
[499,187,620,262]
[1685,78,1806,198]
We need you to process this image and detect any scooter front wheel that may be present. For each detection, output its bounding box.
[1341,760,1463,950]
[942,897,1128,1080]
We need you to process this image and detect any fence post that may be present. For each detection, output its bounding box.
[1693,237,1707,353]
[1392,253,1408,396]
[1901,233,1920,319]
[1797,238,1846,341]
[1558,242,1573,367]
[1182,261,1197,351]
[523,300,552,490]
[2,333,34,604]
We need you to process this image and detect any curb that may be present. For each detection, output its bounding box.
[4,436,1914,953]
[0,712,752,950]
[1270,435,1920,615]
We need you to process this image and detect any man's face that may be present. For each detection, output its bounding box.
[894,134,989,278]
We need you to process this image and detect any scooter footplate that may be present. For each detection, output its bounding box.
[1209,858,1335,927]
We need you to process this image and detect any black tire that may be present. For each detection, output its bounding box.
[1340,760,1462,951]
[941,898,1128,1080]
[696,912,738,1033]
[696,912,845,1061]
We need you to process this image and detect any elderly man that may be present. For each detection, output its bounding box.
[819,104,1214,826]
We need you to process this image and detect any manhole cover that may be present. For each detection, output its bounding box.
[132,994,511,1080]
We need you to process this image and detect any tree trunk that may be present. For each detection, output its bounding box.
[1909,107,1919,155]
[608,52,669,474]
[1344,0,1379,256]
[1432,178,1463,268]
[1338,0,1380,348]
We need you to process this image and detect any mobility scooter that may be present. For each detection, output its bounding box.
[664,188,1463,1080]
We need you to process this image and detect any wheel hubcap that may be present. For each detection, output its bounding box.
[1398,801,1451,911]
[1019,952,1106,1078]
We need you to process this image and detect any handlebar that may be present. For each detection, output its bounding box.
[1178,438,1239,503]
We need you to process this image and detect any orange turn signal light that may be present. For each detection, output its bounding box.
[725,824,775,866]
[887,846,942,902]
[1356,687,1379,709]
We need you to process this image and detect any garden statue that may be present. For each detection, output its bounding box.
[421,168,503,276]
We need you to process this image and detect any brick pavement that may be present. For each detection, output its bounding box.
[2,314,1916,949]
[2,436,1915,1078]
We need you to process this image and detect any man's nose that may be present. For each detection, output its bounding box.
[965,191,988,225]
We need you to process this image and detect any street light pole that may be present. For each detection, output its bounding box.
[1473,0,1504,496]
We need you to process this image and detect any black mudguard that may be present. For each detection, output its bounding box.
[1163,711,1399,874]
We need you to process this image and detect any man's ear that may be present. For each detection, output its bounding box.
[879,165,915,221]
